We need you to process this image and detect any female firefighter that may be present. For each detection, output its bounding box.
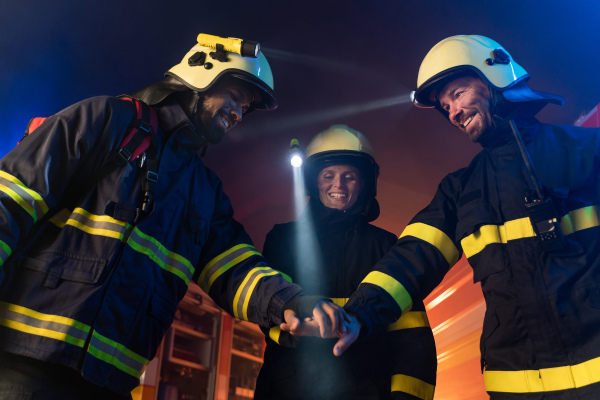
[253,125,437,400]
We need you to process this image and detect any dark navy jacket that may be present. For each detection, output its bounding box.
[255,199,437,400]
[0,95,300,395]
[346,117,600,398]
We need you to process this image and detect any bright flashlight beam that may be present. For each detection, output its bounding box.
[263,47,364,75]
[293,167,306,219]
[291,155,303,168]
[268,94,412,132]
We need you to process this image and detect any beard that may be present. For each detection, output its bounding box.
[188,93,225,144]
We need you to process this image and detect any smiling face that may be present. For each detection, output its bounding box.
[437,75,493,143]
[317,164,364,211]
[195,79,256,143]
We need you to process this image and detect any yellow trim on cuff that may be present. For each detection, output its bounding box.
[362,271,412,313]
[400,223,459,266]
[387,311,430,331]
[391,374,435,400]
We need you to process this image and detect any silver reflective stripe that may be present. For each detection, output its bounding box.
[198,244,260,293]
[127,227,194,284]
[0,171,48,221]
[50,208,129,240]
[88,331,149,378]
[0,301,90,347]
[233,265,279,320]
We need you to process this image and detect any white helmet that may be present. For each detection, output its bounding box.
[412,35,563,110]
[167,33,277,110]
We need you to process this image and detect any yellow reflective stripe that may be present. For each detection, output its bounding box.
[400,223,459,266]
[461,218,534,258]
[0,301,90,347]
[361,271,412,313]
[560,205,600,235]
[387,311,430,331]
[198,244,261,293]
[484,355,600,393]
[50,207,129,240]
[391,374,435,400]
[0,239,12,266]
[462,206,600,258]
[88,331,149,378]
[278,271,293,283]
[128,227,194,285]
[330,298,348,307]
[0,171,49,220]
[233,267,279,320]
[269,326,281,344]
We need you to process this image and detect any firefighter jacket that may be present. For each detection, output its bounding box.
[0,95,300,395]
[345,115,600,399]
[254,197,437,400]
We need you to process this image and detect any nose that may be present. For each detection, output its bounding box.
[448,103,462,125]
[231,108,242,123]
[333,176,345,188]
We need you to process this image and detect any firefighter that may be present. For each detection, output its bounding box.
[0,33,344,399]
[335,35,600,399]
[254,125,437,400]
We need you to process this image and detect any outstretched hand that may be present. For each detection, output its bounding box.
[280,300,361,356]
[281,300,348,338]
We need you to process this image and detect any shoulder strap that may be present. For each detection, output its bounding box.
[69,97,157,206]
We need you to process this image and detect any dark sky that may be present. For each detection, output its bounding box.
[2,0,600,249]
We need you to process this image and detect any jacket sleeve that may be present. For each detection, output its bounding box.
[345,174,463,335]
[194,182,301,329]
[387,299,437,400]
[257,224,300,347]
[0,97,135,285]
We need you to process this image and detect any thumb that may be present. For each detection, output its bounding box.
[333,334,352,357]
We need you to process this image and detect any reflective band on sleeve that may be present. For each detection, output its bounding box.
[127,227,194,285]
[391,374,435,400]
[330,298,348,307]
[0,239,12,266]
[0,301,90,347]
[387,311,430,331]
[50,208,129,240]
[560,205,599,235]
[0,171,48,221]
[462,206,600,258]
[88,331,149,378]
[361,271,412,313]
[269,326,281,344]
[400,223,459,266]
[197,244,261,293]
[233,266,279,320]
[484,355,600,393]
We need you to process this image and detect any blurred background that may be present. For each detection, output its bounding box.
[2,1,600,399]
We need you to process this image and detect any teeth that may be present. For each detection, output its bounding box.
[462,116,473,128]
[329,193,347,198]
[221,115,229,129]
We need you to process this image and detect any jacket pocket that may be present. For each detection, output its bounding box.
[20,251,108,289]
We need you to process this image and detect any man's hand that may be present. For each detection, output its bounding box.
[281,300,349,338]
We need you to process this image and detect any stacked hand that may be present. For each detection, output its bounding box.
[280,300,361,356]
